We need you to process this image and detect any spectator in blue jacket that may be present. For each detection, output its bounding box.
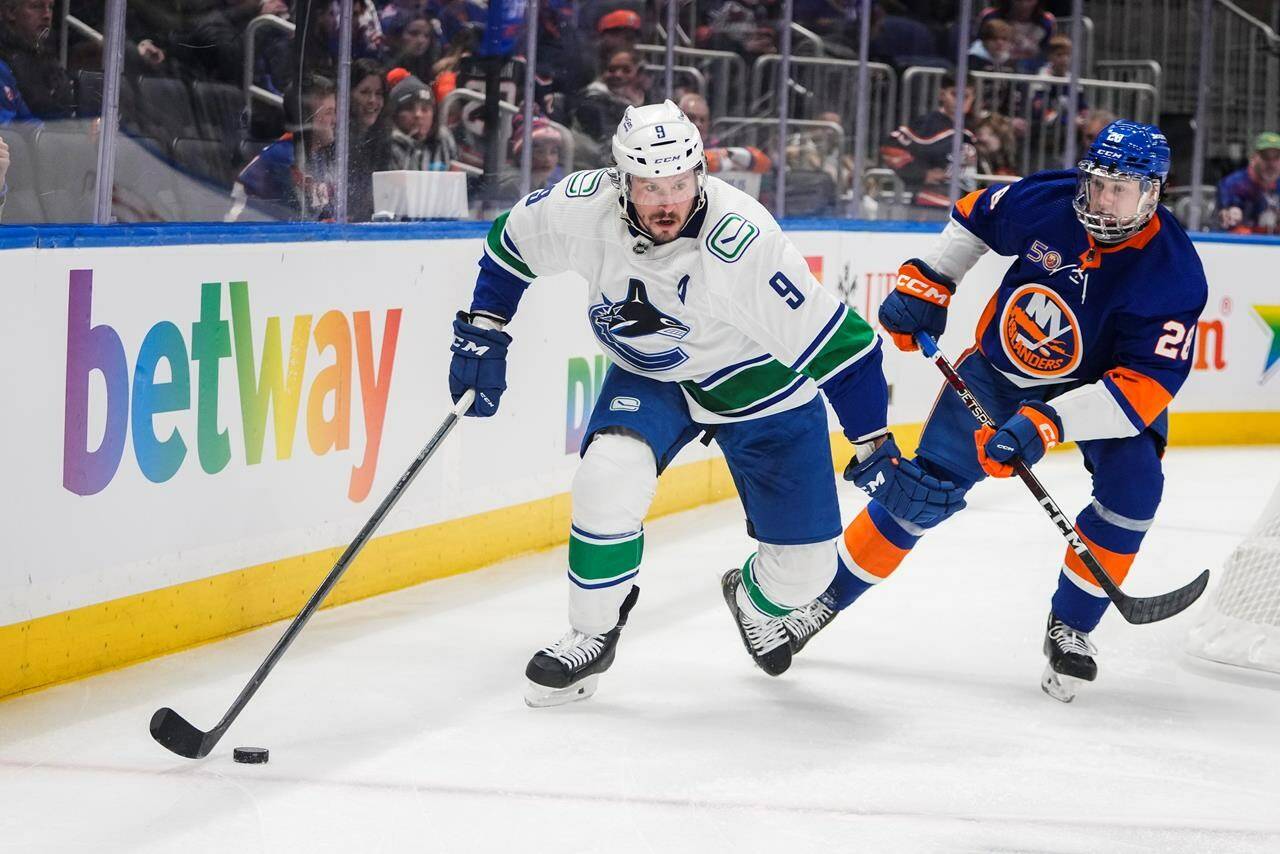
[0,59,33,123]
[228,75,338,221]
[1216,131,1280,235]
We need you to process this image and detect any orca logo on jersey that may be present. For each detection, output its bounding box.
[589,278,691,371]
[998,284,1083,378]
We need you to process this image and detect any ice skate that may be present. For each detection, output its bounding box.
[525,586,639,708]
[782,596,838,656]
[1041,611,1098,703]
[721,568,792,676]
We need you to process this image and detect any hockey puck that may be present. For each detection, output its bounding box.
[233,747,269,764]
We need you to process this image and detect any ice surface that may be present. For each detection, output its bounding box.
[3,448,1279,853]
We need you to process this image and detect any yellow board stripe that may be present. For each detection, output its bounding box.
[0,455,737,701]
[4,411,1277,701]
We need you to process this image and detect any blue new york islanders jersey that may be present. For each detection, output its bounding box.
[951,170,1208,434]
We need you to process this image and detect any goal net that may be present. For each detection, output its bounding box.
[1185,482,1280,673]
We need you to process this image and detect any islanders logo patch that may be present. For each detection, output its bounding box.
[999,284,1082,378]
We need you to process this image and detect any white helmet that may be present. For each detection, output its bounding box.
[611,100,706,233]
[612,99,705,179]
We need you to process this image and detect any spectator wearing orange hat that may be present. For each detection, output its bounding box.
[596,8,644,57]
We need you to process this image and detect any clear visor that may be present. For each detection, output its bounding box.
[1076,166,1157,223]
[627,172,700,206]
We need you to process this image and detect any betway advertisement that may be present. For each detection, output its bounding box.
[3,231,1277,627]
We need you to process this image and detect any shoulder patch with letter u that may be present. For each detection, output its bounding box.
[706,213,760,263]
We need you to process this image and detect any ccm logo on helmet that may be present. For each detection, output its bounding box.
[653,154,683,164]
[895,274,951,306]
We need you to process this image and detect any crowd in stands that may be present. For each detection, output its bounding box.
[0,0,1273,230]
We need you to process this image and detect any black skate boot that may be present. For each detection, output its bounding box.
[782,596,838,656]
[524,585,640,708]
[721,568,792,676]
[1041,611,1098,703]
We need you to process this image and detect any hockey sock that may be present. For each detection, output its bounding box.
[568,525,643,632]
[1051,502,1144,632]
[737,554,793,619]
[824,503,921,610]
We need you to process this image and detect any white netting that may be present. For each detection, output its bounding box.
[1185,484,1280,673]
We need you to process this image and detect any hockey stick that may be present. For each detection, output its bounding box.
[150,390,476,759]
[916,333,1208,625]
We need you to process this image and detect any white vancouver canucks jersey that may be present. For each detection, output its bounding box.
[481,170,878,424]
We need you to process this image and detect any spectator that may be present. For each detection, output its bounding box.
[1028,36,1085,135]
[0,132,8,220]
[382,8,440,81]
[677,92,715,146]
[596,8,644,58]
[180,0,290,86]
[1038,33,1071,77]
[704,1,778,63]
[968,18,1014,72]
[0,52,33,124]
[535,0,593,110]
[511,116,566,190]
[1078,108,1115,150]
[348,58,394,221]
[229,75,338,221]
[0,0,74,120]
[978,0,1055,72]
[1216,131,1280,235]
[880,73,976,208]
[290,0,340,86]
[573,47,647,145]
[867,3,943,70]
[973,112,1017,176]
[387,71,457,170]
[785,110,850,192]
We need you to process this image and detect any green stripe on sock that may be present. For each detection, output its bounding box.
[800,310,877,381]
[568,531,644,581]
[485,212,535,280]
[741,554,791,618]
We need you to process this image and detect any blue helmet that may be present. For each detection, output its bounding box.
[1084,120,1171,180]
[1074,120,1170,242]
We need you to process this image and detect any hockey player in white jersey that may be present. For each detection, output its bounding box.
[447,100,967,706]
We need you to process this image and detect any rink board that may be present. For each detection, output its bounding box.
[3,223,1278,699]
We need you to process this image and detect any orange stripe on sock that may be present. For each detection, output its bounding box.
[843,509,909,579]
[1106,367,1173,427]
[1064,528,1136,589]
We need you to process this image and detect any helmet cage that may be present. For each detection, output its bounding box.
[1072,159,1161,243]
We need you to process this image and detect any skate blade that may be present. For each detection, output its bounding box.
[1040,665,1080,703]
[524,674,600,708]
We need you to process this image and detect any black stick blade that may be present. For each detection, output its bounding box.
[150,707,215,759]
[1118,569,1211,625]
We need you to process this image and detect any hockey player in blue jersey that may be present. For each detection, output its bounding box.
[785,120,1208,701]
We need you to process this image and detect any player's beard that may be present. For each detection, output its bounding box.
[640,206,689,244]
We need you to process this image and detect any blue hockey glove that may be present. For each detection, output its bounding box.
[878,258,956,352]
[844,434,967,526]
[976,401,1063,478]
[449,312,512,417]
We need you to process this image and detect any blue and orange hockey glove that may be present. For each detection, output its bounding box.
[878,258,956,352]
[976,401,1063,478]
